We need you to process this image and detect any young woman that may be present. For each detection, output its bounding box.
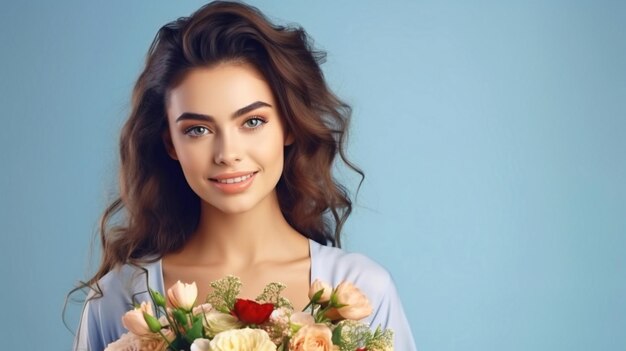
[74,1,416,350]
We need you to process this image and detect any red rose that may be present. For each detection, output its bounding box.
[232,298,274,325]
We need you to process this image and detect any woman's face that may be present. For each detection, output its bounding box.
[164,62,292,214]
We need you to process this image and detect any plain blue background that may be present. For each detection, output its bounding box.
[1,1,624,350]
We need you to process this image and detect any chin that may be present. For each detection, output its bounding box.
[206,200,258,215]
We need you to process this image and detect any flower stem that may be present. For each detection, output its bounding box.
[314,305,333,323]
[161,307,180,338]
[158,330,174,350]
[301,300,314,313]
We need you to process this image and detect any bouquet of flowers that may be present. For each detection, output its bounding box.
[106,276,393,351]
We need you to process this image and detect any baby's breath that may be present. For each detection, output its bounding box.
[204,275,242,313]
[333,320,371,351]
[256,282,293,309]
[366,325,394,351]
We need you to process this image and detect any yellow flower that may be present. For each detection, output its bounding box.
[209,327,277,351]
[201,310,244,338]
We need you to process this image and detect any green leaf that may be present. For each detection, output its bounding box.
[184,317,204,343]
[332,323,343,345]
[172,309,187,326]
[310,288,324,304]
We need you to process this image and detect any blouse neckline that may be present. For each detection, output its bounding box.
[153,238,319,295]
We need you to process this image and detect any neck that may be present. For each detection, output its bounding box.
[182,191,305,266]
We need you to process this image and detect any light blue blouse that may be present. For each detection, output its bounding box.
[74,239,417,350]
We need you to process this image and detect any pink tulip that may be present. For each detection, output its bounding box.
[167,280,198,311]
[121,301,154,335]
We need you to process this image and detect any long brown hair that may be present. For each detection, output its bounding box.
[89,1,363,286]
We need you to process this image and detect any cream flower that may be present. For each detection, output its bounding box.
[167,280,198,311]
[327,281,372,320]
[368,345,394,351]
[190,338,211,351]
[208,327,277,351]
[121,301,154,336]
[201,310,244,338]
[308,279,332,303]
[289,323,335,351]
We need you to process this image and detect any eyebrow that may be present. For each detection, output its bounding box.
[175,101,272,123]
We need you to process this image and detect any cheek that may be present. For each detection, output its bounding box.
[253,134,285,169]
[175,144,209,176]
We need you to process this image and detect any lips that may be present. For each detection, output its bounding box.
[212,172,255,184]
[209,171,258,182]
[208,171,258,194]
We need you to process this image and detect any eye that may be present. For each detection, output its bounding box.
[184,126,210,137]
[243,116,267,129]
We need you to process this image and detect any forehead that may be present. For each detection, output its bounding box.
[166,62,275,119]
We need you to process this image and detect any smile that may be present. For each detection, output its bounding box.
[209,171,258,195]
[214,173,255,184]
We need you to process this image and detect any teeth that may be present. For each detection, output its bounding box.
[217,173,253,184]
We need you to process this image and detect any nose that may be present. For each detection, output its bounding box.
[213,131,242,166]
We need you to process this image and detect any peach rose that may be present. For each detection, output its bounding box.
[107,322,172,351]
[138,329,173,350]
[121,301,154,335]
[289,323,336,351]
[167,280,197,311]
[308,279,332,303]
[104,332,140,351]
[327,281,372,321]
